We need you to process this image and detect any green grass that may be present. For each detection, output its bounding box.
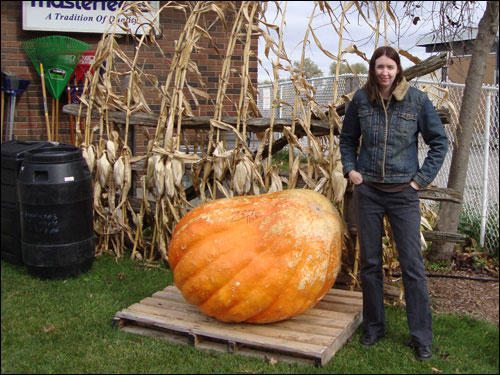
[2,254,498,374]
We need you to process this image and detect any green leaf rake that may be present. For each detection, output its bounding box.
[22,36,89,141]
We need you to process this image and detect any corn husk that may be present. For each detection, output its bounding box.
[164,159,176,198]
[106,140,117,163]
[146,153,161,190]
[82,144,96,173]
[171,157,184,188]
[154,157,165,197]
[97,152,112,189]
[213,141,230,180]
[233,159,248,196]
[113,155,125,189]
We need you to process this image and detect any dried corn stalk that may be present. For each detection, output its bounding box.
[74,0,441,294]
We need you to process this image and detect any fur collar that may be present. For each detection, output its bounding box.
[392,77,410,101]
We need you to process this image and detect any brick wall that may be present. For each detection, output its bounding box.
[1,1,258,154]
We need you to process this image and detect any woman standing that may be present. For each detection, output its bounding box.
[339,46,448,361]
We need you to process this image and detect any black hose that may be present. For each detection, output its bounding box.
[390,273,499,282]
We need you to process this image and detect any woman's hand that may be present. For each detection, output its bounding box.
[348,170,363,185]
[410,180,421,190]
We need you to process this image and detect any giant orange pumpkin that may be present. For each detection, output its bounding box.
[167,189,344,323]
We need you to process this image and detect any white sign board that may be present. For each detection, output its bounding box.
[22,1,160,35]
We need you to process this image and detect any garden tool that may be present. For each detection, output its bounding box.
[67,50,96,143]
[3,76,30,141]
[22,36,89,141]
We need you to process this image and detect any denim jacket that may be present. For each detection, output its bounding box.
[339,78,448,188]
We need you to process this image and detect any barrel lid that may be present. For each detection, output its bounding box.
[1,140,55,159]
[24,144,82,163]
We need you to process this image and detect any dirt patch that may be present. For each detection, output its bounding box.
[426,269,499,326]
[337,262,499,326]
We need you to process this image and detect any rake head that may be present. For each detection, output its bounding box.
[21,36,90,99]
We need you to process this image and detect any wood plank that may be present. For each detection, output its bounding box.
[147,293,356,326]
[142,296,346,336]
[154,286,360,323]
[319,294,364,307]
[114,286,363,366]
[319,309,363,366]
[310,300,362,314]
[157,285,363,312]
[325,288,363,298]
[418,187,463,203]
[62,103,339,136]
[155,285,360,325]
[117,307,327,359]
[129,301,338,347]
[143,296,354,331]
[118,324,320,366]
[283,310,356,327]
[266,319,344,337]
[422,230,468,243]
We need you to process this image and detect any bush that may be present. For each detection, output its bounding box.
[458,203,499,257]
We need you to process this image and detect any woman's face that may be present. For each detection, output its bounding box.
[374,55,399,91]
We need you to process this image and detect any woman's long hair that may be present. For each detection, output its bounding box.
[364,46,404,105]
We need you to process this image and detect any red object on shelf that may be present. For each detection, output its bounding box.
[70,50,96,85]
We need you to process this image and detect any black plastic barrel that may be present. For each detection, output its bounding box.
[1,140,53,264]
[17,144,95,278]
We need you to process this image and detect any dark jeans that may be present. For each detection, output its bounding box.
[354,182,433,346]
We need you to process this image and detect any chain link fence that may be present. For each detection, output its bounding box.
[257,75,499,255]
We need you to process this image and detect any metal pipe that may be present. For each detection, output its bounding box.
[8,94,16,141]
[480,90,492,248]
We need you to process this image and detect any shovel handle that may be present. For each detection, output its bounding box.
[39,62,52,141]
[67,85,75,144]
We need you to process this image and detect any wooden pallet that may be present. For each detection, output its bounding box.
[113,285,363,367]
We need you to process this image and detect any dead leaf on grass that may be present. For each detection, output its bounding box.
[43,324,55,334]
[267,357,278,365]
